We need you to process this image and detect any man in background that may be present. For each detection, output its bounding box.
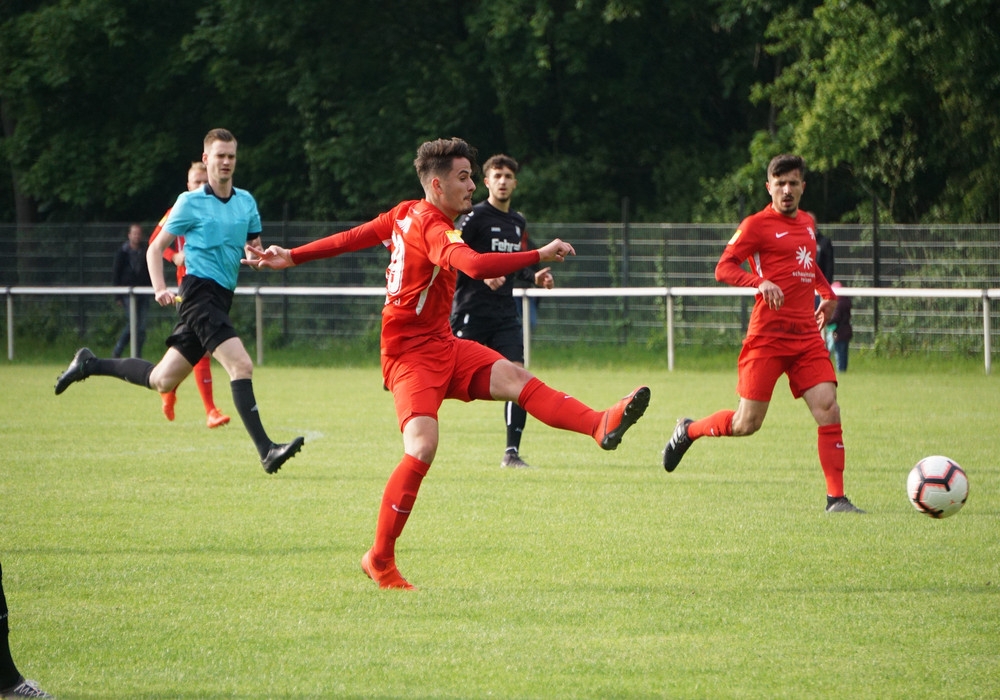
[815,228,834,286]
[814,223,834,312]
[451,154,553,468]
[111,223,152,358]
[828,281,853,372]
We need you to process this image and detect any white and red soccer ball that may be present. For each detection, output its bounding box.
[907,455,969,519]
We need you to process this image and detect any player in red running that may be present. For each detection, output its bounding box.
[662,154,864,514]
[247,137,650,589]
[148,161,230,429]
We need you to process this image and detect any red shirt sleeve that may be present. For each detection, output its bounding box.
[716,248,761,288]
[148,209,176,263]
[814,270,835,300]
[290,220,388,265]
[446,245,541,280]
[715,220,762,288]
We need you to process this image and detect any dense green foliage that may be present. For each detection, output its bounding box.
[2,1,998,226]
[4,364,999,697]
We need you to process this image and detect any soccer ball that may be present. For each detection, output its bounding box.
[906,456,969,519]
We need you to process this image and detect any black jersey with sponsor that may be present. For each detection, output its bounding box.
[451,201,537,320]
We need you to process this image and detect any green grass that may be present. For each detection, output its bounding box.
[2,362,998,698]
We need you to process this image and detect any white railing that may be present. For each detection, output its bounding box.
[5,285,1000,373]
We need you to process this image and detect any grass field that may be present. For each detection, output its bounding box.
[2,360,998,699]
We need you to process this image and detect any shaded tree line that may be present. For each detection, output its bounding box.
[2,0,998,226]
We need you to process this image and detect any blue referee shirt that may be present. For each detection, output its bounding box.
[163,185,262,291]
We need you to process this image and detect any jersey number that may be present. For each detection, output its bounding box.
[386,229,405,296]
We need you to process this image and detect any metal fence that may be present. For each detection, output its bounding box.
[2,221,999,357]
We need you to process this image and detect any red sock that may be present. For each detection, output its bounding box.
[818,423,845,497]
[687,410,734,440]
[193,355,216,412]
[371,454,430,564]
[517,377,601,436]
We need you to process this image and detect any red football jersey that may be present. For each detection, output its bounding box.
[376,200,467,355]
[290,199,458,353]
[716,206,835,339]
[290,199,542,357]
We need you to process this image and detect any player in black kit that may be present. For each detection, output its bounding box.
[450,154,554,468]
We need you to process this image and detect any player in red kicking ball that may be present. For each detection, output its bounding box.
[248,137,650,589]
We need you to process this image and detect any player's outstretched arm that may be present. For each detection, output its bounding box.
[536,239,575,263]
[243,245,295,270]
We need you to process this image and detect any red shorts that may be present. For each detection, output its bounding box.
[381,335,505,430]
[736,333,836,402]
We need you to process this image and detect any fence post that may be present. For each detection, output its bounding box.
[872,194,880,335]
[522,292,532,369]
[6,291,13,360]
[984,291,992,375]
[666,290,675,372]
[256,289,264,366]
[621,197,630,344]
[129,290,138,358]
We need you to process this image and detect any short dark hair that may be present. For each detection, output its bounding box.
[483,154,519,176]
[204,128,237,150]
[414,138,478,183]
[767,154,805,180]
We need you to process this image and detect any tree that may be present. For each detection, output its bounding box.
[750,0,1000,223]
[465,0,768,222]
[10,0,996,226]
[0,0,215,224]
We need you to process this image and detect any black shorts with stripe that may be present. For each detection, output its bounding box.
[166,275,239,365]
[449,312,524,364]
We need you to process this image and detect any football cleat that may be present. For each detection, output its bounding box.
[500,450,532,469]
[54,347,95,395]
[593,386,650,450]
[361,549,416,590]
[0,677,54,699]
[206,408,230,429]
[261,436,304,474]
[662,418,694,472]
[825,495,866,513]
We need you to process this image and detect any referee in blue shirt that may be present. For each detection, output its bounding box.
[56,129,303,474]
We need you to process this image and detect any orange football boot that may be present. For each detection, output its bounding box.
[361,549,416,590]
[593,386,650,450]
[206,408,230,429]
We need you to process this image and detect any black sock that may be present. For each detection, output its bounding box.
[90,358,154,388]
[0,564,23,689]
[505,401,527,452]
[231,379,272,458]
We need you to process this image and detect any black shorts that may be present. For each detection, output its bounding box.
[165,275,239,365]
[449,312,524,364]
